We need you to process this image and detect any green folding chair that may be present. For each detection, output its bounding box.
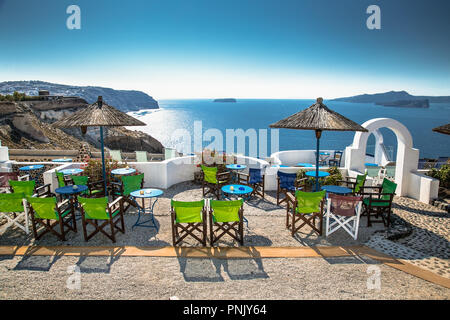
[10,178,52,198]
[209,199,244,245]
[135,151,148,162]
[338,173,367,194]
[361,178,397,227]
[286,190,326,236]
[55,170,69,188]
[71,175,104,197]
[109,150,123,162]
[111,174,144,211]
[78,196,125,243]
[26,196,76,241]
[170,200,207,246]
[0,193,30,234]
[201,165,230,199]
[9,180,35,197]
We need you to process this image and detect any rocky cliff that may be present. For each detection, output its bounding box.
[333,90,450,104]
[0,80,159,112]
[0,99,163,154]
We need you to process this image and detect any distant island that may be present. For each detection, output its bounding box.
[213,98,236,103]
[375,99,429,108]
[0,80,159,112]
[333,90,450,104]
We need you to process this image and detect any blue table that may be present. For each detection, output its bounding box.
[365,163,378,167]
[52,158,73,163]
[129,188,163,230]
[297,163,314,167]
[226,164,246,182]
[305,171,330,178]
[272,165,289,167]
[111,168,136,176]
[221,184,253,227]
[55,185,89,219]
[59,168,84,175]
[321,185,352,195]
[19,164,44,171]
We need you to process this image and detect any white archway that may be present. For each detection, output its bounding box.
[344,118,419,196]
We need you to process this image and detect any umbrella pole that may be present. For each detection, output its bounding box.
[100,126,108,197]
[315,130,322,192]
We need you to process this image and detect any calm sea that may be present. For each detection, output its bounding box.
[128,99,450,159]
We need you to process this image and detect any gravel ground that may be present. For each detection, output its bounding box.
[1,181,449,300]
[0,255,448,300]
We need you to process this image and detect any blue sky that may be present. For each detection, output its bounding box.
[0,0,449,99]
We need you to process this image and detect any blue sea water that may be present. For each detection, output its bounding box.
[129,99,450,159]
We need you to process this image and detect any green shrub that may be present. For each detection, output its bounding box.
[427,165,450,188]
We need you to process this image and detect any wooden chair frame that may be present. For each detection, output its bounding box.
[80,197,125,243]
[276,175,307,206]
[209,206,244,246]
[201,171,230,199]
[28,199,77,241]
[360,186,395,227]
[237,170,265,198]
[171,205,207,246]
[337,176,365,194]
[328,151,343,167]
[110,178,144,211]
[286,193,324,236]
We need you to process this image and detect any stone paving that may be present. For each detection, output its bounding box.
[364,196,450,279]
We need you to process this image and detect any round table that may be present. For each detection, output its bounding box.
[19,164,44,171]
[226,164,246,182]
[321,185,352,195]
[305,171,330,178]
[52,158,73,163]
[55,185,89,219]
[59,168,84,176]
[111,168,136,176]
[129,188,163,230]
[365,163,378,167]
[297,163,314,167]
[221,184,252,227]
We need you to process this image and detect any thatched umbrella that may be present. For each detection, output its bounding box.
[53,96,146,195]
[432,123,450,135]
[270,97,368,191]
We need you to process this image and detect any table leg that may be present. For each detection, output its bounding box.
[132,197,159,230]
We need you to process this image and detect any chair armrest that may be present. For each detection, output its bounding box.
[295,177,308,188]
[18,175,30,181]
[285,192,296,205]
[34,184,53,198]
[57,199,70,211]
[109,196,123,212]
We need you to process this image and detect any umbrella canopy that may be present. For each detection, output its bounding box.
[432,123,450,135]
[270,98,368,191]
[53,96,146,195]
[270,97,368,132]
